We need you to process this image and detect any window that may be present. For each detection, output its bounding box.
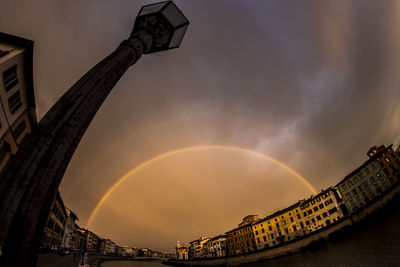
[0,141,11,162]
[307,210,312,215]
[297,214,301,219]
[306,220,310,226]
[0,49,10,58]
[311,218,315,223]
[317,215,322,221]
[8,90,22,114]
[290,217,294,222]
[319,204,324,209]
[328,207,338,214]
[3,65,18,91]
[13,119,26,139]
[263,236,267,242]
[313,207,318,212]
[322,212,328,218]
[261,228,265,233]
[255,230,258,235]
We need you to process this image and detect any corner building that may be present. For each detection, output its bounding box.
[0,32,36,173]
[367,144,400,184]
[226,215,259,256]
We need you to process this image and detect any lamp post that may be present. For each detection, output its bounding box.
[0,1,189,266]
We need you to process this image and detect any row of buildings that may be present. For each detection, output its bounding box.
[41,189,174,258]
[176,144,400,259]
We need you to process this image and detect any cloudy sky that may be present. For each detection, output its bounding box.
[2,0,400,252]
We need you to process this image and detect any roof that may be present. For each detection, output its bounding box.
[253,200,302,225]
[335,145,392,186]
[208,234,227,242]
[299,187,336,207]
[0,32,37,126]
[225,221,256,234]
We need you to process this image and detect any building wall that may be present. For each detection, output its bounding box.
[41,193,68,249]
[204,235,226,258]
[368,145,400,184]
[62,210,78,249]
[189,237,209,259]
[0,38,35,173]
[252,188,342,250]
[176,245,189,260]
[226,224,256,256]
[337,161,391,213]
[299,188,343,233]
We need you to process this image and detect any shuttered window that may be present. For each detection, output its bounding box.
[3,65,18,91]
[13,119,26,139]
[8,90,22,114]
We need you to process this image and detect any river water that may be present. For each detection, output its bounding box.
[101,261,165,267]
[103,196,400,267]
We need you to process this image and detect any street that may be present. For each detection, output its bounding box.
[37,252,82,267]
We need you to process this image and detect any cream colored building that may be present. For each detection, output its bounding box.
[204,234,227,258]
[176,241,189,260]
[252,187,343,250]
[298,187,343,232]
[0,32,37,173]
[337,160,392,213]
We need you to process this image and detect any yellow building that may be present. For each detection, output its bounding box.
[252,202,302,250]
[0,32,37,173]
[252,188,343,250]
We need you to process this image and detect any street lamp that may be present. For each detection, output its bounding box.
[0,1,189,266]
[133,1,189,53]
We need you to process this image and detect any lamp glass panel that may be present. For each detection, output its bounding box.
[140,2,167,16]
[169,24,188,48]
[162,3,188,27]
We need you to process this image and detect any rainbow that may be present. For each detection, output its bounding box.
[86,145,317,227]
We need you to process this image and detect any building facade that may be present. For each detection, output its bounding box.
[367,145,400,184]
[298,188,343,232]
[189,237,210,259]
[337,160,392,213]
[41,192,68,250]
[252,188,343,250]
[0,32,37,173]
[61,209,78,250]
[252,202,302,250]
[176,241,190,260]
[204,234,227,258]
[226,215,258,256]
[84,230,101,252]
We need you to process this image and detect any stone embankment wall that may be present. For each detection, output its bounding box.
[166,184,400,266]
